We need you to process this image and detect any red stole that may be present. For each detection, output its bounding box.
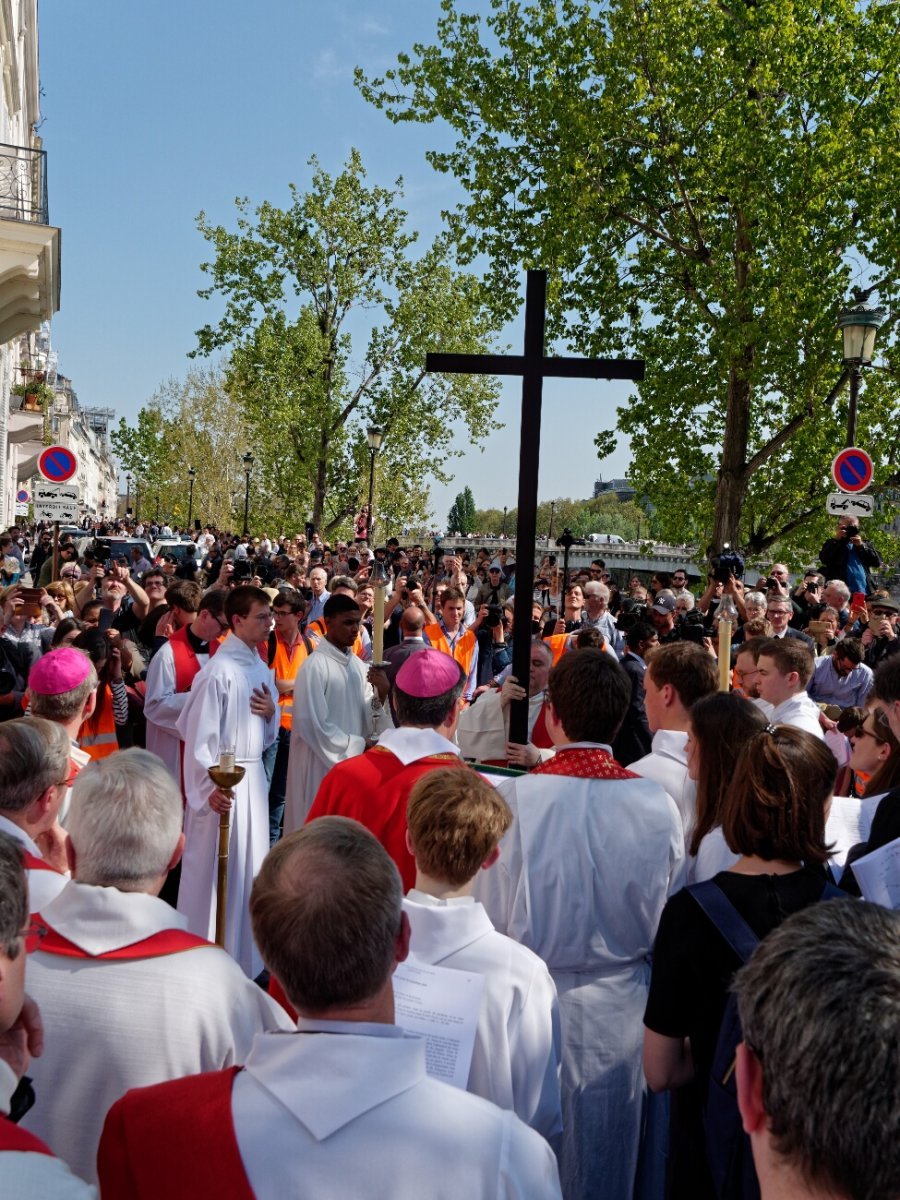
[0,1116,54,1156]
[168,626,203,694]
[98,1068,254,1200]
[531,746,639,781]
[22,850,62,875]
[531,700,553,749]
[34,918,211,961]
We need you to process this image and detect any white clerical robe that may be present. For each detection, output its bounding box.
[1,1059,95,1199]
[285,637,387,834]
[630,729,696,843]
[770,692,826,739]
[456,689,551,763]
[403,890,562,1140]
[474,744,685,1200]
[176,635,278,977]
[229,1023,563,1199]
[23,882,292,1185]
[144,638,208,782]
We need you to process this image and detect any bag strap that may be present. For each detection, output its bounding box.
[689,880,760,963]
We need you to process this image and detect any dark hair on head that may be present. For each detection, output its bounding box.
[836,705,866,734]
[225,585,271,626]
[719,727,834,863]
[742,618,773,640]
[0,830,27,957]
[165,580,202,614]
[688,693,768,856]
[323,593,361,620]
[197,589,226,618]
[756,637,814,687]
[394,674,464,728]
[872,655,900,708]
[574,627,604,649]
[547,649,630,744]
[51,616,85,647]
[646,641,718,707]
[73,628,111,670]
[737,635,770,666]
[271,589,306,616]
[834,637,863,666]
[625,620,656,652]
[441,586,465,606]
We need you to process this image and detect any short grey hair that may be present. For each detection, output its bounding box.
[673,589,695,611]
[743,591,767,611]
[583,583,609,602]
[0,718,71,813]
[67,750,183,890]
[825,579,851,603]
[251,817,402,1013]
[735,901,900,1199]
[0,831,27,956]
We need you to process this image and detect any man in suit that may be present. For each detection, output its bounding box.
[611,621,658,766]
[765,595,815,652]
[383,605,429,723]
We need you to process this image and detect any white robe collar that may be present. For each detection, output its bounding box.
[404,891,495,961]
[217,633,265,666]
[0,812,41,858]
[649,729,689,764]
[244,1023,425,1141]
[377,726,460,766]
[38,880,189,954]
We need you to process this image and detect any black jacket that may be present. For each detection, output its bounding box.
[819,536,881,592]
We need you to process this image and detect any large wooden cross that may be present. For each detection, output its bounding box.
[427,269,645,745]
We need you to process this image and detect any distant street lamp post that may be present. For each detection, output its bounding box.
[135,481,141,522]
[548,501,555,541]
[156,491,161,522]
[366,427,383,539]
[837,301,886,447]
[502,506,508,537]
[125,474,132,517]
[242,452,254,536]
[187,467,196,529]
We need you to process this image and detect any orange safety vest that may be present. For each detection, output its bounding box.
[424,624,477,680]
[544,633,571,667]
[305,619,364,659]
[271,633,313,731]
[78,684,118,760]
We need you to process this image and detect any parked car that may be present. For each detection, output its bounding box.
[589,533,626,544]
[151,539,204,567]
[76,536,154,566]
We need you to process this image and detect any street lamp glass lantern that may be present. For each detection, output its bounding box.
[242,452,254,471]
[366,426,384,452]
[837,302,886,365]
[188,466,196,480]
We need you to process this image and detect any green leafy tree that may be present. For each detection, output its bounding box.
[360,0,899,558]
[447,485,477,533]
[193,150,503,536]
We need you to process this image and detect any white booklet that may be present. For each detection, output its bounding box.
[393,956,485,1090]
[850,835,900,910]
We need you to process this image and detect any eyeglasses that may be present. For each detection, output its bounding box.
[855,723,886,745]
[3,920,47,959]
[871,609,895,618]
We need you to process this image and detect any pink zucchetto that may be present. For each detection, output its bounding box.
[395,649,464,698]
[27,648,93,696]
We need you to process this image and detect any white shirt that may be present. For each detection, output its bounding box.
[630,729,697,839]
[0,1059,95,1198]
[23,881,292,1184]
[403,890,562,1139]
[0,814,68,910]
[144,636,209,784]
[229,1024,562,1199]
[770,692,825,739]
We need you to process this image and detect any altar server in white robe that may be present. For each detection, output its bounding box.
[285,593,390,833]
[176,587,279,977]
[22,750,292,1186]
[144,591,227,783]
[474,650,685,1200]
[403,766,562,1139]
[98,817,562,1200]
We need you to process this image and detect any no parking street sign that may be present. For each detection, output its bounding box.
[831,447,873,494]
[38,445,78,484]
[15,488,29,503]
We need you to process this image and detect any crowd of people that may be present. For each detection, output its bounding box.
[0,511,898,1200]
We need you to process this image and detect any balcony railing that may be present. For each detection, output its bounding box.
[0,143,48,225]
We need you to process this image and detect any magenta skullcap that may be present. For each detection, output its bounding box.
[395,649,464,698]
[27,648,93,696]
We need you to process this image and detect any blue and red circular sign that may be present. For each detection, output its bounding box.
[831,447,873,494]
[15,489,29,503]
[38,445,77,483]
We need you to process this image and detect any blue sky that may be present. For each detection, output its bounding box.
[39,0,636,522]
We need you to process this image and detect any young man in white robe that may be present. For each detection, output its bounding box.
[631,641,718,844]
[143,591,228,784]
[0,719,73,909]
[755,637,826,740]
[403,767,562,1140]
[474,649,685,1200]
[98,817,562,1200]
[284,593,390,834]
[21,751,291,1186]
[176,586,279,977]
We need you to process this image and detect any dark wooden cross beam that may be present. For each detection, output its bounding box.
[427,269,645,746]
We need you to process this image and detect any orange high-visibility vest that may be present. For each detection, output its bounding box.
[78,684,118,760]
[272,634,313,731]
[424,624,477,679]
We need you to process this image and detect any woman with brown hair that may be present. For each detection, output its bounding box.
[684,692,768,882]
[643,725,838,1198]
[849,706,900,800]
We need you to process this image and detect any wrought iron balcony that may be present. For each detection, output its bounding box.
[0,142,48,225]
